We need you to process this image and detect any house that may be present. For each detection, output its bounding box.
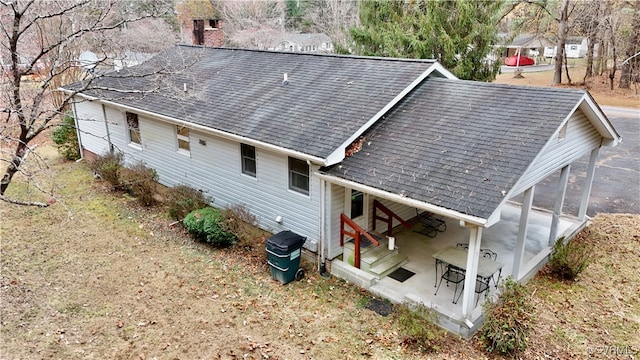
[544,36,588,58]
[63,45,620,336]
[494,33,555,60]
[269,33,333,53]
[180,17,224,47]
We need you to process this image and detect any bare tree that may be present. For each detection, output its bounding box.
[0,0,173,206]
[552,0,570,85]
[619,0,640,89]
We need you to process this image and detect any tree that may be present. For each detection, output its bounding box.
[552,0,570,85]
[0,0,174,206]
[619,0,640,89]
[349,0,505,81]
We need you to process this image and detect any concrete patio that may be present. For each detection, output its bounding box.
[330,202,585,335]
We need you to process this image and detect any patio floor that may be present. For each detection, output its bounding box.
[334,202,584,329]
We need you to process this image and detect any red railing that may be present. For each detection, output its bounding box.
[340,213,379,269]
[373,199,411,235]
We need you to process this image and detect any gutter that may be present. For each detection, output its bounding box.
[67,91,326,165]
[316,172,488,227]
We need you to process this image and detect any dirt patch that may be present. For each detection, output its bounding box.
[1,148,639,359]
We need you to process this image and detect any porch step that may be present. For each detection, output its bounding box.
[368,253,408,279]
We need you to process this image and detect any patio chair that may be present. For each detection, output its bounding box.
[435,264,465,304]
[474,276,491,306]
[456,243,500,287]
[415,210,446,238]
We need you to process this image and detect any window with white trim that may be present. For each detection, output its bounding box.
[241,144,256,177]
[126,112,141,145]
[176,125,190,153]
[288,157,309,195]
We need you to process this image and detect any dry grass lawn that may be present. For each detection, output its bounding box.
[1,146,639,359]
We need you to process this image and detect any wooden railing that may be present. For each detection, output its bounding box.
[373,199,411,235]
[340,213,380,269]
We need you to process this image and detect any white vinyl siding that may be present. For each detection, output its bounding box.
[73,98,110,155]
[327,183,345,259]
[77,102,321,249]
[511,111,602,196]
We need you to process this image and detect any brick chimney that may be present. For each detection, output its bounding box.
[183,18,224,47]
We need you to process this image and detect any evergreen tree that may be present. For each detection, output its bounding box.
[350,0,505,81]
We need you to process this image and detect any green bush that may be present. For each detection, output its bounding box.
[165,185,212,220]
[394,303,445,353]
[120,161,158,206]
[87,151,123,188]
[183,207,236,247]
[50,112,80,161]
[549,236,594,281]
[479,277,535,356]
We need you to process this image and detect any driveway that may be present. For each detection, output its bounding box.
[531,106,640,216]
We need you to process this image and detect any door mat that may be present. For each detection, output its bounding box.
[388,267,415,282]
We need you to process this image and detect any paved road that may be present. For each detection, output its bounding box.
[530,106,640,216]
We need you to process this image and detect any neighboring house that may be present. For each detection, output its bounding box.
[62,45,620,336]
[180,18,224,47]
[269,33,333,53]
[495,33,555,58]
[544,36,588,58]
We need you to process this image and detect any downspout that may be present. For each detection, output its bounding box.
[71,100,84,162]
[101,104,113,154]
[319,178,328,275]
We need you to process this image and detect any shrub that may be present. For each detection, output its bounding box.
[183,207,236,247]
[50,112,80,161]
[394,303,445,353]
[87,151,123,188]
[120,161,158,206]
[549,236,594,281]
[479,277,535,356]
[165,185,212,220]
[221,204,260,242]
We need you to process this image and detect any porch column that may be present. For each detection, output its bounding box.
[512,186,534,280]
[578,147,600,221]
[461,225,482,319]
[548,164,570,246]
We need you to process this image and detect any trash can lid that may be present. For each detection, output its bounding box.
[266,230,306,252]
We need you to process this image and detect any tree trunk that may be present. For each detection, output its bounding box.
[564,50,572,84]
[619,0,640,89]
[0,143,27,196]
[553,0,570,85]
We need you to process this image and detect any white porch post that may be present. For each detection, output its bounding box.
[548,165,570,246]
[512,186,535,280]
[461,225,482,318]
[578,147,600,221]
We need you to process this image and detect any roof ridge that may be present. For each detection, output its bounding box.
[428,77,587,94]
[175,44,436,63]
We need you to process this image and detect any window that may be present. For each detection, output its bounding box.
[177,125,190,152]
[241,144,256,177]
[570,45,578,51]
[351,190,364,218]
[289,157,309,195]
[558,122,568,141]
[209,19,220,28]
[126,112,141,145]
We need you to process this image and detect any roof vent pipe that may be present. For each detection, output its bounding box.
[183,83,187,92]
[282,73,288,86]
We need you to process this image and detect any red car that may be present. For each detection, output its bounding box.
[504,55,535,66]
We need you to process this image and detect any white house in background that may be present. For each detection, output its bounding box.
[269,33,333,53]
[544,36,589,58]
[62,45,620,337]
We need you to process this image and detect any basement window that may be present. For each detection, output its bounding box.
[126,112,141,146]
[209,19,220,29]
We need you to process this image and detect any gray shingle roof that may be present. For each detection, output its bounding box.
[324,77,586,219]
[77,45,435,159]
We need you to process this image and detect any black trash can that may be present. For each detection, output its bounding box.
[266,230,306,284]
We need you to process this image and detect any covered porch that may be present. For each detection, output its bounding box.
[328,201,585,336]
